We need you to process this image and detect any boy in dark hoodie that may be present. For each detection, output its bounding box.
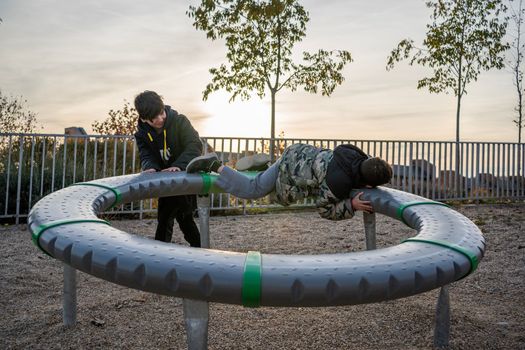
[186,143,392,220]
[134,90,202,246]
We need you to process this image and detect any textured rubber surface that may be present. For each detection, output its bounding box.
[28,172,485,307]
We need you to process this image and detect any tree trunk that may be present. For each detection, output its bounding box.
[270,90,276,162]
[518,87,522,177]
[455,74,462,198]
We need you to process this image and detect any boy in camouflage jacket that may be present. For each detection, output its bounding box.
[187,143,392,220]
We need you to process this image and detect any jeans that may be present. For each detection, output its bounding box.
[215,160,280,199]
[155,195,201,247]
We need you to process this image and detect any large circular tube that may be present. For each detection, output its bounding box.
[28,172,484,307]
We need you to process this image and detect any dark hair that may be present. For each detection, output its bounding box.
[360,157,393,187]
[134,91,164,120]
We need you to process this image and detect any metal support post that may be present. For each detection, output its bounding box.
[183,195,211,350]
[197,195,211,248]
[363,212,376,250]
[63,263,77,326]
[433,286,450,348]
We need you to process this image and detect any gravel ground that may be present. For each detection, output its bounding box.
[1,203,524,349]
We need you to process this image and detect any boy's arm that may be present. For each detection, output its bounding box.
[317,191,373,220]
[315,182,356,220]
[317,198,355,221]
[135,135,161,171]
[172,115,203,170]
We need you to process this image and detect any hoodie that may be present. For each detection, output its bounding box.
[134,106,202,171]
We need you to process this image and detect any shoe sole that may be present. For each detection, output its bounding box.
[236,153,270,171]
[186,153,219,173]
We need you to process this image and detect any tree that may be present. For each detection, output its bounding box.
[0,90,41,133]
[509,0,525,145]
[508,0,525,179]
[386,0,509,195]
[387,0,509,146]
[92,100,138,135]
[187,0,352,159]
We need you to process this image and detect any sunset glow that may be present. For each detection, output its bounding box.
[199,92,271,137]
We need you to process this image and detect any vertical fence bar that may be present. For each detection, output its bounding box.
[505,144,509,198]
[470,142,475,200]
[40,137,46,198]
[491,143,495,198]
[449,142,454,200]
[83,136,88,182]
[132,138,137,214]
[509,144,516,197]
[93,137,98,180]
[420,142,425,196]
[462,143,467,200]
[507,143,512,198]
[396,141,401,190]
[459,143,464,198]
[15,136,25,224]
[408,142,413,194]
[122,138,127,175]
[445,143,450,200]
[51,137,57,192]
[113,138,118,177]
[496,143,501,198]
[518,144,525,197]
[418,142,422,196]
[430,142,436,200]
[437,142,442,200]
[28,136,36,210]
[463,143,472,198]
[425,142,431,199]
[475,143,480,202]
[4,136,12,216]
[62,136,68,189]
[72,137,78,183]
[483,143,487,199]
[103,138,108,178]
[479,143,484,199]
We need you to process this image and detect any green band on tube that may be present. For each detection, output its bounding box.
[242,251,262,308]
[70,182,122,208]
[403,238,479,277]
[200,173,213,194]
[397,201,449,225]
[32,218,110,255]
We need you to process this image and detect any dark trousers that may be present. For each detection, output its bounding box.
[155,195,201,247]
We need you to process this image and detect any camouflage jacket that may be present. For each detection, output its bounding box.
[275,144,355,220]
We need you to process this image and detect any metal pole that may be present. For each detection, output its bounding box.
[15,136,24,225]
[197,195,211,249]
[433,286,450,348]
[63,263,77,327]
[183,195,211,350]
[363,212,376,251]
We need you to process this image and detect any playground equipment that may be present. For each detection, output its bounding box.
[28,171,485,348]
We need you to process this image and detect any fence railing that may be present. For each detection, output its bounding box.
[1,133,524,223]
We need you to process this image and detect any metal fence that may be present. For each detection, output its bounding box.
[1,133,524,223]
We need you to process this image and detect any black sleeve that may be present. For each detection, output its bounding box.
[172,115,203,170]
[135,134,161,171]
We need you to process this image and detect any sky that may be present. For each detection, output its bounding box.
[0,0,520,142]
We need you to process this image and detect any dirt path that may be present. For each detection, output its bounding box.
[1,203,524,349]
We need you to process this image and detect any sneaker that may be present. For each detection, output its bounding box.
[186,153,222,173]
[236,153,271,171]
